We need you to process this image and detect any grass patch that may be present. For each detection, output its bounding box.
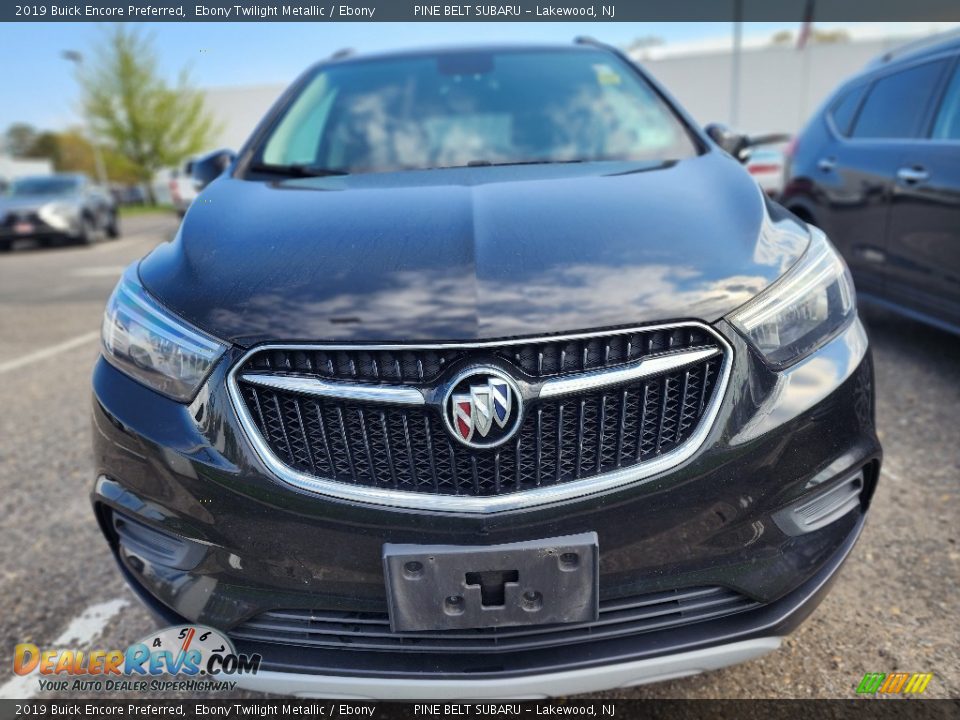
[118,203,176,218]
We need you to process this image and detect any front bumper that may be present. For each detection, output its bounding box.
[0,213,81,242]
[237,638,785,699]
[91,318,880,693]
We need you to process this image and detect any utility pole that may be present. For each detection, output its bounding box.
[62,50,109,186]
[730,0,743,129]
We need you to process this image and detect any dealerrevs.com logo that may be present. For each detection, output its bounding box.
[13,625,261,693]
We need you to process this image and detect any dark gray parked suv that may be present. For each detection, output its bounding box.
[783,33,960,335]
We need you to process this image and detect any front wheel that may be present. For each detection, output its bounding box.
[106,211,120,239]
[76,215,97,246]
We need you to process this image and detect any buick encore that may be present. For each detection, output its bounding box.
[92,42,880,698]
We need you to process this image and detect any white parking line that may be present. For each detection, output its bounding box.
[0,331,100,375]
[67,266,126,278]
[51,598,130,646]
[881,459,902,484]
[0,598,129,699]
[883,467,902,483]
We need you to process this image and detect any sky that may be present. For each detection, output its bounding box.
[0,21,826,130]
[0,21,943,131]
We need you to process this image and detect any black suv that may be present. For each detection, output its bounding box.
[783,33,960,335]
[92,43,880,697]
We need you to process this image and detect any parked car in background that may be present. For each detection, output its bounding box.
[169,158,199,216]
[110,183,147,206]
[0,173,118,250]
[782,32,960,335]
[745,147,786,197]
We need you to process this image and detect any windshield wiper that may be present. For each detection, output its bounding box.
[249,162,350,178]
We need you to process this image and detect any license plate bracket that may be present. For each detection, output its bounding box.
[383,532,598,632]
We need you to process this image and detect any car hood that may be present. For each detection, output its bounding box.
[0,194,77,214]
[139,152,808,346]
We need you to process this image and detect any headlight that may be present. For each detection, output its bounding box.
[101,266,227,401]
[726,226,856,367]
[38,202,78,231]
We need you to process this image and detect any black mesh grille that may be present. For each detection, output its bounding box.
[237,347,723,498]
[229,586,759,654]
[494,325,715,378]
[245,326,715,384]
[244,347,466,384]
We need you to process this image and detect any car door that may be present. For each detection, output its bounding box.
[883,55,960,329]
[807,81,892,298]
[823,57,951,301]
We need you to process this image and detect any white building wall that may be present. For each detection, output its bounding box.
[638,37,925,136]
[0,155,53,182]
[203,84,286,151]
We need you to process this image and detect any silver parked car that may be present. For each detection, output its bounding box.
[0,173,118,251]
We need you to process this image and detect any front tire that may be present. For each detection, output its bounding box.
[76,215,97,246]
[106,211,120,239]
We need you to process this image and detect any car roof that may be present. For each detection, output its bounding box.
[867,29,960,70]
[821,31,960,108]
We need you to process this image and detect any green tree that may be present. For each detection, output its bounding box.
[626,35,665,60]
[25,131,61,165]
[770,27,850,47]
[79,24,218,203]
[3,123,38,157]
[52,128,141,183]
[811,28,850,44]
[770,30,794,45]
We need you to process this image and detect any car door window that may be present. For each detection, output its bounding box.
[932,62,960,140]
[852,60,948,139]
[829,84,867,136]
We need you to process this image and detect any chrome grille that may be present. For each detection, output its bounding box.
[230,324,730,509]
[240,359,719,496]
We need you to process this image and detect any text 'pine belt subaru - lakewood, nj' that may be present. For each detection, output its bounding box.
[92,41,880,698]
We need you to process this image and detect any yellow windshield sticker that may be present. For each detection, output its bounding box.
[592,64,622,86]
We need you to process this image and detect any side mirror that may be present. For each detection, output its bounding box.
[191,149,236,191]
[705,123,750,162]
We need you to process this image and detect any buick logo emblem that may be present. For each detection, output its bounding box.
[442,368,523,449]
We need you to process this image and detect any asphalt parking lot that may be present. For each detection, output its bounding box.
[0,213,957,700]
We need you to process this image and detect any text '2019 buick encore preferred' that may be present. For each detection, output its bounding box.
[92,42,880,698]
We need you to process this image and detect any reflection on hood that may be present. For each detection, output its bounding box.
[139,153,808,345]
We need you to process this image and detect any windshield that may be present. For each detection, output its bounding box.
[254,48,699,175]
[9,176,81,197]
